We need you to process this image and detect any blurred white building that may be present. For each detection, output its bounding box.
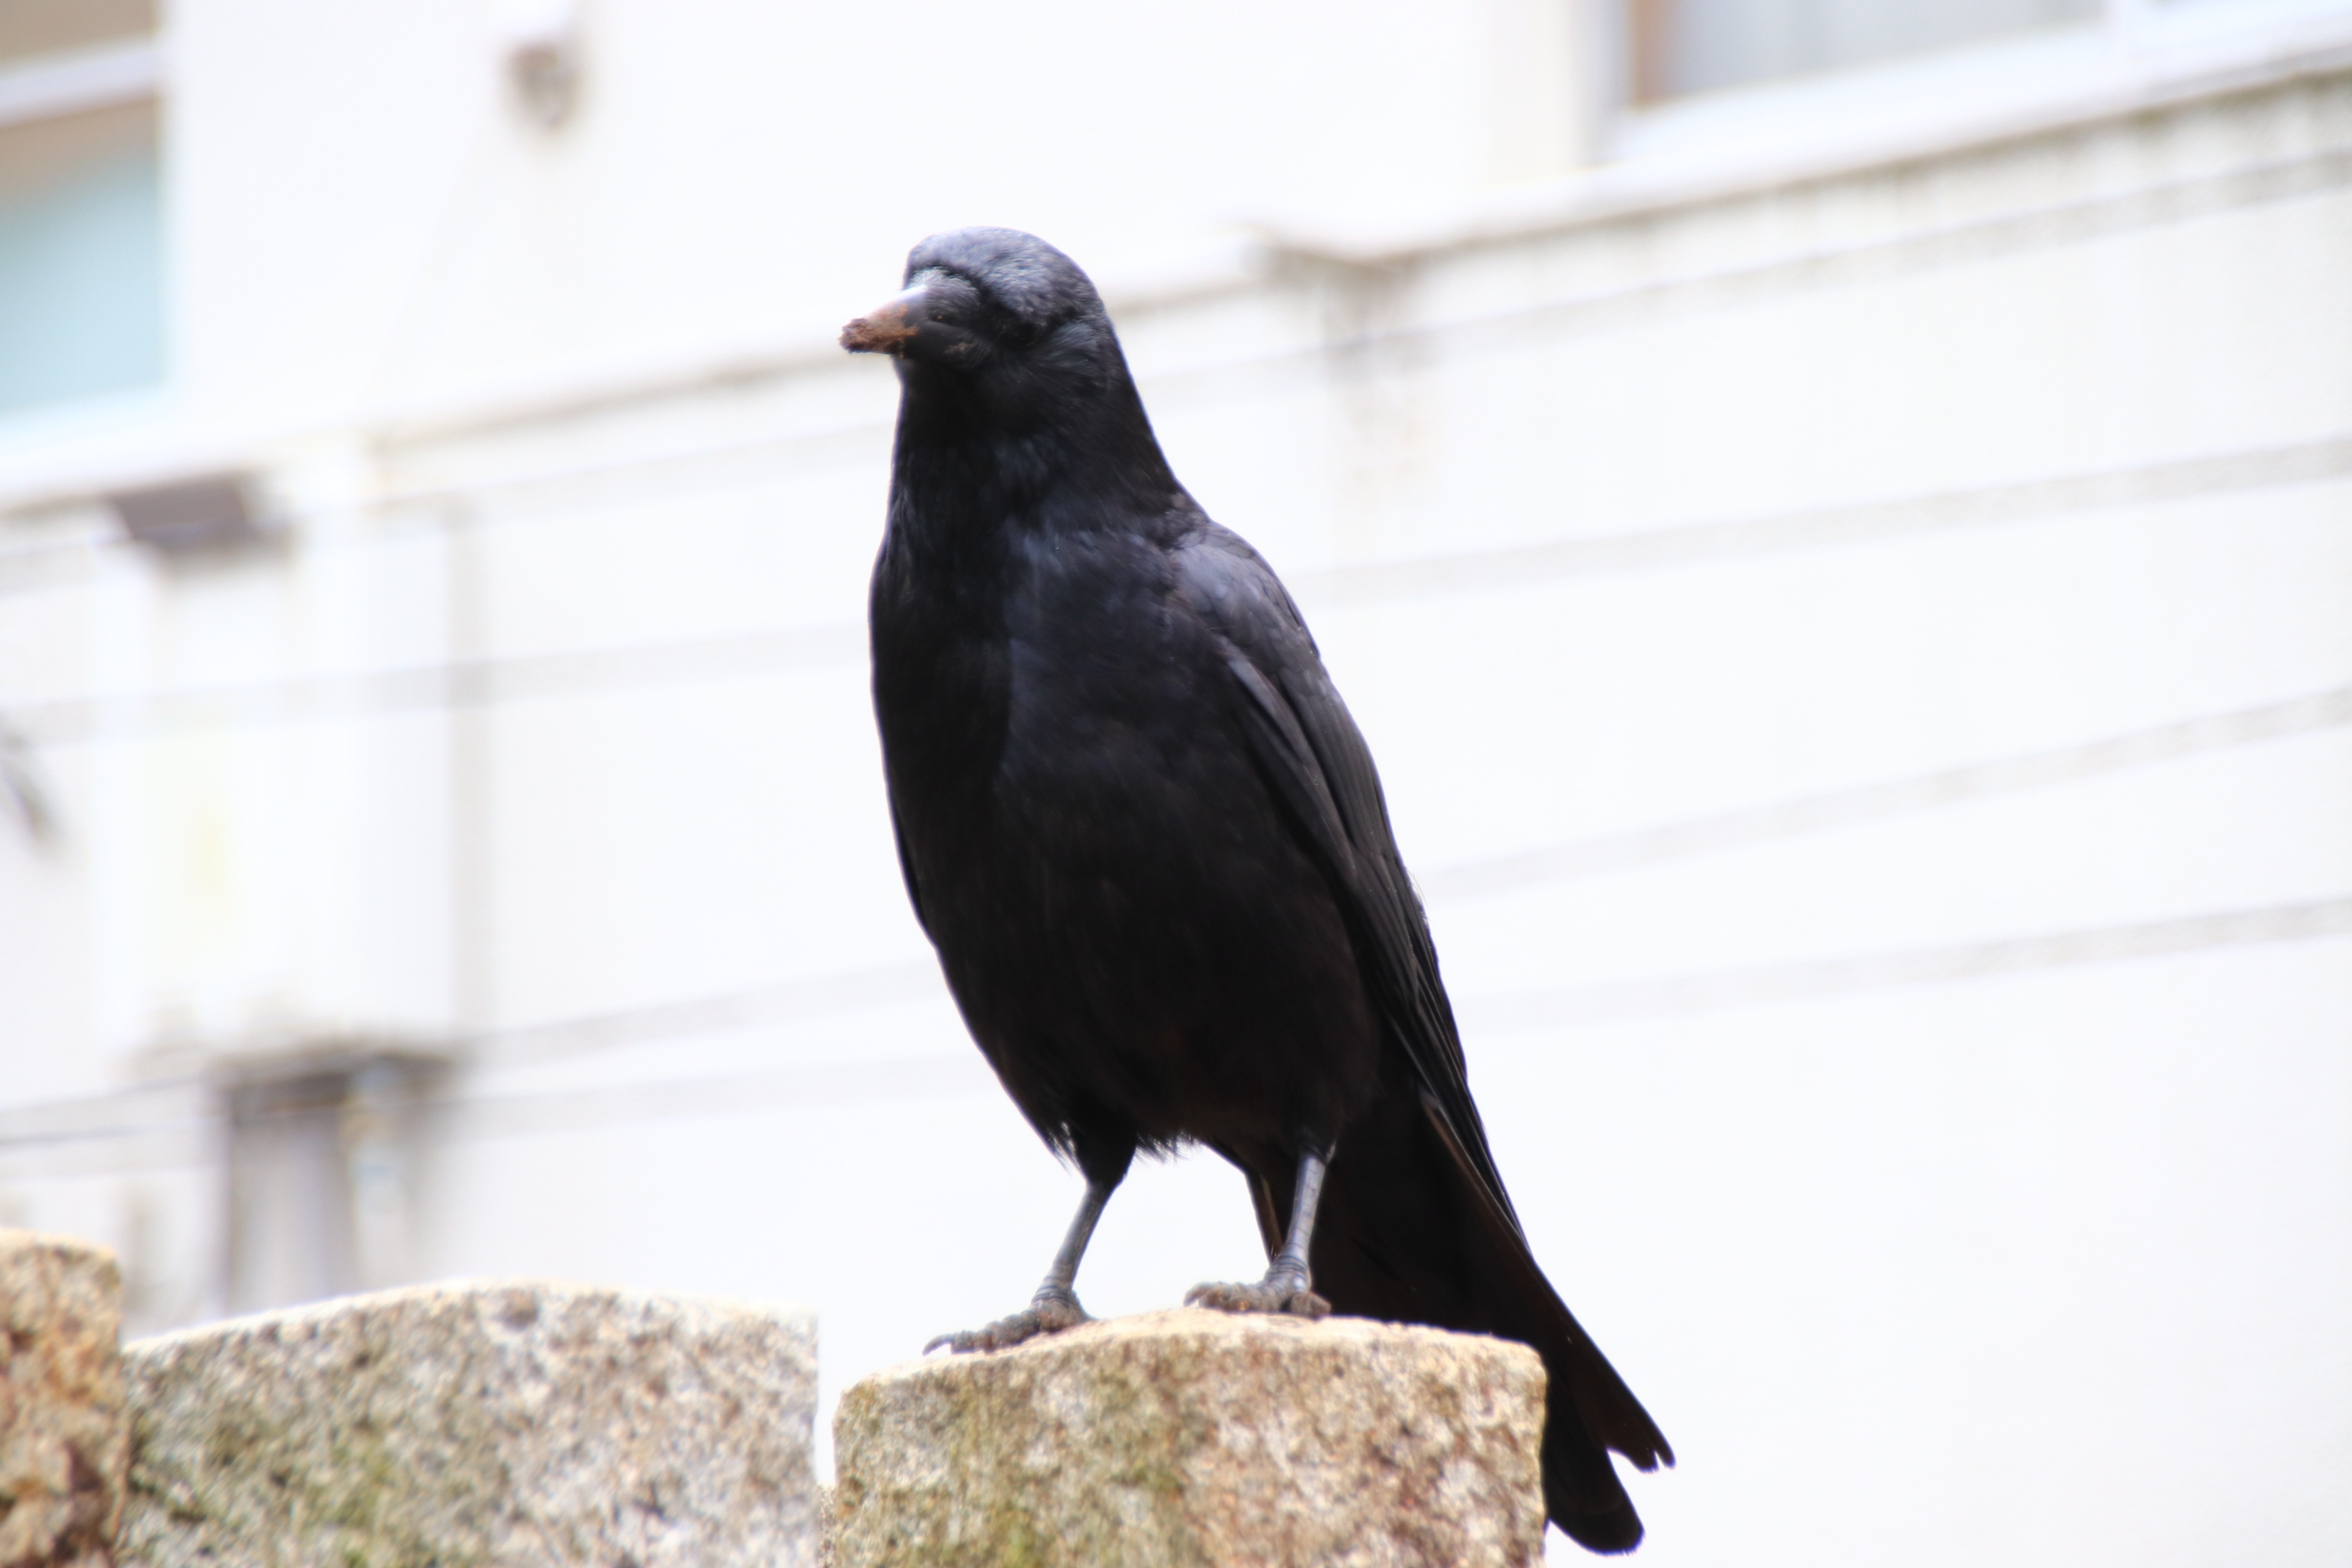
[3,0,2350,1559]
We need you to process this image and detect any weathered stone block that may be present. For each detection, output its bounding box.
[122,1280,817,1568]
[1,1230,129,1568]
[834,1308,1547,1568]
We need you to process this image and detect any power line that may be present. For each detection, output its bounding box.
[1421,684,2352,899]
[2,679,2340,1158]
[1461,894,2352,1032]
[1312,435,2352,606]
[472,960,942,1070]
[10,430,2349,743]
[9,894,2345,1165]
[6,622,866,744]
[3,130,2343,598]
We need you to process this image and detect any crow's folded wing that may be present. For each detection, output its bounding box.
[1174,523,1521,1227]
[886,799,931,939]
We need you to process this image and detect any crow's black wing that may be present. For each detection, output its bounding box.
[885,799,931,939]
[1173,523,1518,1223]
[1176,522,1676,1526]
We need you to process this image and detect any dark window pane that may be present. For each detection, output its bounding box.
[1632,0,2104,102]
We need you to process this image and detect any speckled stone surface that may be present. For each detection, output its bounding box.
[120,1280,817,1568]
[0,1231,129,1568]
[834,1308,1547,1568]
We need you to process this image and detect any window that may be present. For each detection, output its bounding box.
[1612,0,2352,158]
[0,0,163,415]
[1629,0,2101,102]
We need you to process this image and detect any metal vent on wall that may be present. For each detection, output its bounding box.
[107,474,270,554]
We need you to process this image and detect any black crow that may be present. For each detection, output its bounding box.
[844,227,1672,1552]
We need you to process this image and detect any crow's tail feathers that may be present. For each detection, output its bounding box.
[1244,1091,1673,1553]
[1419,1096,1673,1552]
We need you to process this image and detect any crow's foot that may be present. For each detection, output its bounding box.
[1184,1272,1331,1319]
[924,1289,1090,1354]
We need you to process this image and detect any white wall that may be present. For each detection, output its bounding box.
[2,4,2350,1563]
[152,0,1566,437]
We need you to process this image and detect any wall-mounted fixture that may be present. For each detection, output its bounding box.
[106,472,269,554]
[500,0,582,130]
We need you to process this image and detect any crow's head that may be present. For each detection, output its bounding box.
[846,228,1174,500]
[841,228,1124,400]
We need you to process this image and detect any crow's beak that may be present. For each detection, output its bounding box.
[840,285,928,354]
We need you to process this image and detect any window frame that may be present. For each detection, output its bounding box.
[0,26,166,422]
[1599,0,2352,171]
[0,33,160,131]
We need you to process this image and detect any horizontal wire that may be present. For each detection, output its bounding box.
[471,960,943,1070]
[1311,434,2352,605]
[8,621,867,744]
[2,131,2343,591]
[1462,894,2352,1032]
[1355,144,2352,377]
[457,898,2352,1131]
[433,1050,996,1144]
[11,431,2348,745]
[368,132,2352,495]
[8,894,2345,1164]
[2,679,2341,1152]
[3,127,2344,1169]
[0,967,952,1151]
[1421,684,2352,899]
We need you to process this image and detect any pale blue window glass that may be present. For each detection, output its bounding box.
[0,101,164,413]
[1632,0,2104,100]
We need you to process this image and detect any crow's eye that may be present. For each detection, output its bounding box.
[915,271,982,330]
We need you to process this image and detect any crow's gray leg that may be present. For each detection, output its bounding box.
[1186,1146,1334,1319]
[927,1175,1118,1353]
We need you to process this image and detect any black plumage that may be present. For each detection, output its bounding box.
[846,227,1671,1552]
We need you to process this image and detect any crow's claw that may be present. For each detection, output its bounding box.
[924,1290,1091,1354]
[1184,1276,1331,1318]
